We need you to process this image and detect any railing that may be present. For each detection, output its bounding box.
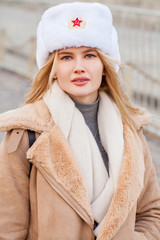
[0,2,160,135]
[109,5,160,135]
[0,30,36,79]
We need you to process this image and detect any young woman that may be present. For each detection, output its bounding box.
[0,2,160,240]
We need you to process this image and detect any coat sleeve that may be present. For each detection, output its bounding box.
[0,130,30,239]
[135,129,160,239]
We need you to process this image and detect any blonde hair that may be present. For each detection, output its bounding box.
[25,48,141,130]
[25,51,57,103]
[97,49,141,130]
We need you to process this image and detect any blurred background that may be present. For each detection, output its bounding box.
[0,0,160,184]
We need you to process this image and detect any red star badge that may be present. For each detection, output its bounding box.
[72,17,83,27]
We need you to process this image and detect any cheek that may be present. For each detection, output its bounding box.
[95,64,104,80]
[95,60,104,74]
[56,66,70,91]
[56,65,71,80]
[95,65,104,87]
[56,66,63,79]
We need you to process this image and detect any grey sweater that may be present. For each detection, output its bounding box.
[72,97,109,174]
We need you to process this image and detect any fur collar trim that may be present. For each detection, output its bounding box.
[132,107,151,131]
[0,99,150,134]
[0,99,150,238]
[97,123,145,239]
[43,81,124,236]
[0,101,52,133]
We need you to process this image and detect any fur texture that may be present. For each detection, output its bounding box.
[36,2,120,70]
[43,81,124,235]
[0,100,160,240]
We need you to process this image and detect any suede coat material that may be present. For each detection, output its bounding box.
[0,100,160,240]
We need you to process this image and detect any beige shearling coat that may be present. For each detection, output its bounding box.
[0,100,160,240]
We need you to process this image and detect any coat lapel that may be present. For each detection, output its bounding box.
[0,99,150,237]
[27,123,94,228]
[0,100,94,228]
[97,124,145,240]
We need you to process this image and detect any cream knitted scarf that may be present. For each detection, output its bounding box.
[43,81,124,236]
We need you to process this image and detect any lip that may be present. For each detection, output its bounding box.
[71,77,89,86]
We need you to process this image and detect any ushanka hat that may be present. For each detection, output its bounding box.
[36,2,121,70]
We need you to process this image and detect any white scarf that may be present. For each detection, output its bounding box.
[43,81,124,236]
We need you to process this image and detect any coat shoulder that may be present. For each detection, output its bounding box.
[0,100,51,133]
[132,107,151,131]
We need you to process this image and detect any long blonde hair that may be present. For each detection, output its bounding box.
[25,51,57,103]
[97,49,141,129]
[25,48,141,130]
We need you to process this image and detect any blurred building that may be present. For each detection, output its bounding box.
[0,0,160,136]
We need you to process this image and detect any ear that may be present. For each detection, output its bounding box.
[53,73,57,79]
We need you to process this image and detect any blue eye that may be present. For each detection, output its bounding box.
[86,53,96,58]
[61,55,71,60]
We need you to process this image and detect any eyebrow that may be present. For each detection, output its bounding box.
[58,48,97,55]
[58,51,73,56]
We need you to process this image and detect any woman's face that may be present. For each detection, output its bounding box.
[55,47,104,104]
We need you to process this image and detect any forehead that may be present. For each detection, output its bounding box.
[58,46,97,54]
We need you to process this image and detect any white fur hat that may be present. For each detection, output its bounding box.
[36,2,120,70]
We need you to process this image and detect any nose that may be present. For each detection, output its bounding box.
[74,58,85,73]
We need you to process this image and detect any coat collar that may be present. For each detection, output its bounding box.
[0,100,51,133]
[0,99,151,137]
[27,117,146,239]
[0,100,150,237]
[27,123,94,227]
[97,123,145,239]
[0,100,94,227]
